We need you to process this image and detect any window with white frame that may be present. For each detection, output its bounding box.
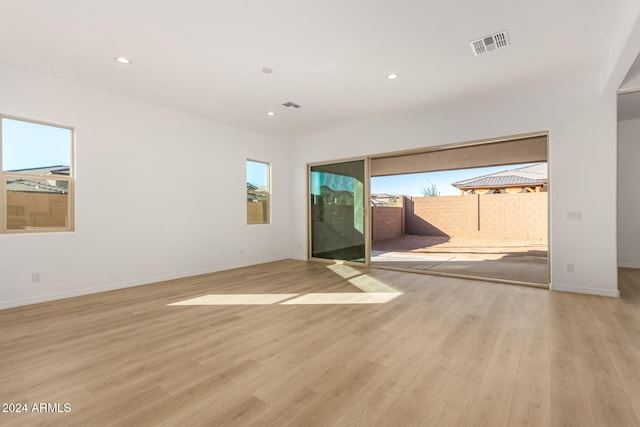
[0,115,74,233]
[246,160,270,224]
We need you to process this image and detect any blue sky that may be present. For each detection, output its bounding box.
[246,160,269,187]
[372,163,534,196]
[2,118,71,171]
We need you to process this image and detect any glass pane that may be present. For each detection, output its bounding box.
[247,160,270,224]
[310,160,366,262]
[2,118,71,175]
[247,193,269,224]
[6,176,69,229]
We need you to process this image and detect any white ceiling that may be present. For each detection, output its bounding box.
[0,0,633,139]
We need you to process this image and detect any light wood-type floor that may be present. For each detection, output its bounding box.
[1,260,639,426]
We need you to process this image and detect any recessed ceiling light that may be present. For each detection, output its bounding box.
[262,67,274,74]
[267,111,275,116]
[115,57,132,64]
[386,73,399,80]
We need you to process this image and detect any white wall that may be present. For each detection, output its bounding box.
[0,61,291,309]
[618,118,640,268]
[0,59,624,306]
[290,71,620,297]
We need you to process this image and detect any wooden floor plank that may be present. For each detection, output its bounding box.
[0,260,638,426]
[507,383,552,427]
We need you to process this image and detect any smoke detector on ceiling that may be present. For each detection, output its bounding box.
[470,30,510,56]
[279,101,301,110]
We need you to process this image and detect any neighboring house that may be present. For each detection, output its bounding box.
[320,185,354,205]
[247,182,269,203]
[6,165,70,194]
[247,182,259,201]
[452,163,547,195]
[371,193,400,206]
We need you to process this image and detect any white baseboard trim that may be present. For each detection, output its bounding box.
[618,262,640,269]
[0,256,288,310]
[550,284,620,298]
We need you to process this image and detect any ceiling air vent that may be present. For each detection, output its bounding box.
[279,101,301,110]
[470,30,510,56]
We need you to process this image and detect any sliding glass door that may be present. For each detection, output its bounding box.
[309,159,367,263]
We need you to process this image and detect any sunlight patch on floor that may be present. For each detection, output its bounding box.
[327,263,401,293]
[168,264,403,306]
[327,263,363,279]
[168,291,402,306]
[349,274,400,293]
[168,294,298,306]
[280,292,402,305]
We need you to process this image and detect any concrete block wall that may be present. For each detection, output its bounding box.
[372,206,403,241]
[7,192,68,229]
[247,200,268,224]
[478,193,547,240]
[394,193,547,242]
[404,195,478,237]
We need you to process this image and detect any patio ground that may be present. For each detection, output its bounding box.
[371,234,548,285]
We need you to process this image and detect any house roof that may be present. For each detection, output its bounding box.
[6,165,70,176]
[5,165,70,194]
[6,178,68,194]
[452,163,547,190]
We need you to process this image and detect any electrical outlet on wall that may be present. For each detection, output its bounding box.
[32,272,41,282]
[565,263,574,273]
[566,211,582,221]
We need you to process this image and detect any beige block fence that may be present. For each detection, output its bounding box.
[7,192,68,229]
[372,193,547,242]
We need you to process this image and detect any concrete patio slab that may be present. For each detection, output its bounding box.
[371,235,548,285]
